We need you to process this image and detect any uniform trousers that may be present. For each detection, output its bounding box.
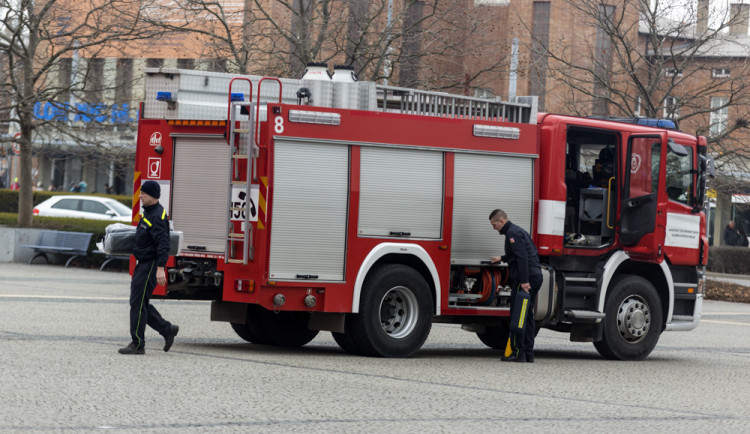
[130,259,171,349]
[508,273,543,359]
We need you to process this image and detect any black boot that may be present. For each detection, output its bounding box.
[163,324,179,352]
[118,343,145,355]
[501,354,526,363]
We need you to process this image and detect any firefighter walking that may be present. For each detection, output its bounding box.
[119,181,179,355]
[489,209,543,363]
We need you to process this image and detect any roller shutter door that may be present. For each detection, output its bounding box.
[171,136,230,253]
[359,147,443,238]
[452,153,534,264]
[269,140,349,281]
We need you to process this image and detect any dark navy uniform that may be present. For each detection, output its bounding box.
[500,220,543,362]
[129,202,172,350]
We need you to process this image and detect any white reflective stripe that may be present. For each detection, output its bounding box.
[537,200,566,236]
[352,243,441,315]
[665,213,700,249]
[660,260,675,323]
[597,252,675,325]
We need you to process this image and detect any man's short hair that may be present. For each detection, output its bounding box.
[489,209,507,222]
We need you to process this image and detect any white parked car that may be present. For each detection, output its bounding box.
[33,195,132,222]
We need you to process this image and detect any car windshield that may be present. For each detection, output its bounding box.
[105,200,132,217]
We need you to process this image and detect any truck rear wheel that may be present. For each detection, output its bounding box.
[594,275,663,361]
[257,308,319,348]
[347,264,433,358]
[230,304,274,345]
[476,322,511,350]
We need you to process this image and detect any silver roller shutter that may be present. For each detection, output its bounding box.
[171,136,231,253]
[359,147,443,238]
[269,140,349,281]
[452,153,534,264]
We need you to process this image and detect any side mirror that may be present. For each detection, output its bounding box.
[700,154,716,177]
[694,155,716,212]
[106,210,117,217]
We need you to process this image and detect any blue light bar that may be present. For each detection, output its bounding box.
[635,118,677,130]
[156,92,173,102]
[231,93,244,102]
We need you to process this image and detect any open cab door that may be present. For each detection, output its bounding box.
[620,133,668,261]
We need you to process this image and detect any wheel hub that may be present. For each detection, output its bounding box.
[379,286,418,339]
[616,295,651,343]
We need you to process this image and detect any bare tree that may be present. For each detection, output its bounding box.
[149,0,510,92]
[0,0,162,227]
[516,0,750,177]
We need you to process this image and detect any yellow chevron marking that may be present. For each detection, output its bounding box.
[132,172,141,224]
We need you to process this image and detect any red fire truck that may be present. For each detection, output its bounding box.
[133,67,712,360]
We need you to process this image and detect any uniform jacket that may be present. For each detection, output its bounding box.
[133,202,170,267]
[500,220,542,283]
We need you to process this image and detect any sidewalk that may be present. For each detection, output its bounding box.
[706,271,750,287]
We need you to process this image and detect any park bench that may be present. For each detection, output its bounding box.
[23,230,93,268]
[93,250,131,271]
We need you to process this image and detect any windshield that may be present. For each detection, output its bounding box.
[106,200,132,216]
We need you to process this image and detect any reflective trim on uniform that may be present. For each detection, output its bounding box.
[143,218,152,227]
[518,297,528,329]
[161,209,166,220]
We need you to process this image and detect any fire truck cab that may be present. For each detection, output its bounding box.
[134,67,710,360]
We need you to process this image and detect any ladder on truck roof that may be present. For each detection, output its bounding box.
[225,77,282,265]
[376,85,536,123]
[143,68,537,124]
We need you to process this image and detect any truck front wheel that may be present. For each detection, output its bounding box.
[347,264,433,358]
[594,275,663,360]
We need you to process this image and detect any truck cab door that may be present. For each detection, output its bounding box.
[620,133,667,259]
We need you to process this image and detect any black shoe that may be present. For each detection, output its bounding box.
[526,355,535,363]
[501,354,526,363]
[163,324,179,352]
[118,343,145,355]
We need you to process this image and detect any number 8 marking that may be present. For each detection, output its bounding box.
[274,116,284,134]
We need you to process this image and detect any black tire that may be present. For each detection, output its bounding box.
[594,275,663,361]
[476,322,510,350]
[347,264,433,358]
[230,322,263,343]
[257,308,319,348]
[230,304,274,345]
[331,328,365,355]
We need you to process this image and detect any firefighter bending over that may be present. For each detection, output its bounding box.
[489,209,543,363]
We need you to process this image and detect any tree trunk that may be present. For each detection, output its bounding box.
[16,124,33,228]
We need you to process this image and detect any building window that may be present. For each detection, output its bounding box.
[146,58,164,68]
[177,59,195,70]
[530,2,551,111]
[710,97,729,137]
[664,96,680,118]
[592,4,615,116]
[712,68,731,78]
[664,68,683,78]
[114,59,133,105]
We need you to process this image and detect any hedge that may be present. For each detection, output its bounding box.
[0,189,131,213]
[706,246,750,275]
[0,212,128,267]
